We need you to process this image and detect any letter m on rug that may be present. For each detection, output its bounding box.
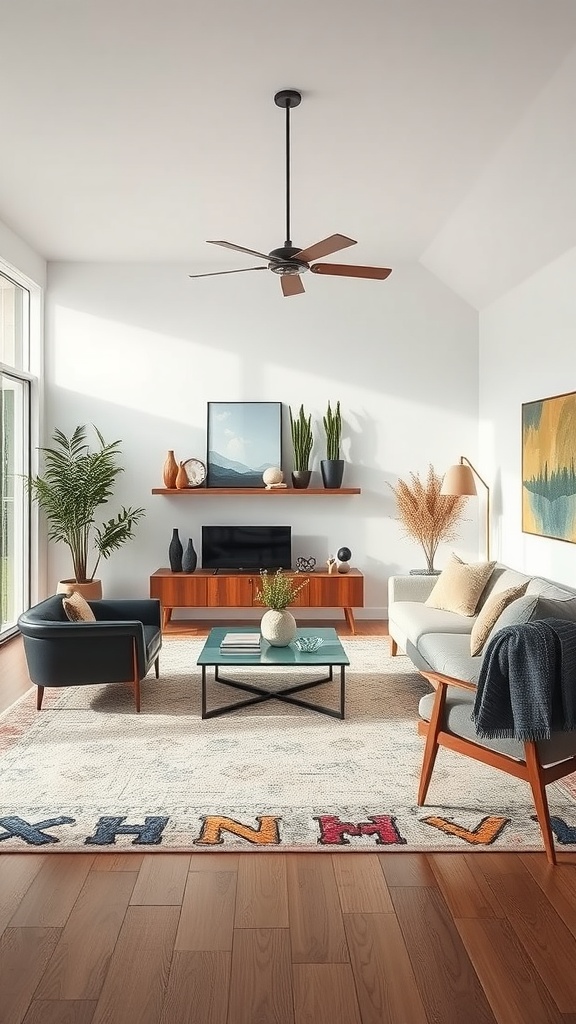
[315,815,407,846]
[194,815,281,846]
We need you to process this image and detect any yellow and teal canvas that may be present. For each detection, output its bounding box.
[522,390,576,543]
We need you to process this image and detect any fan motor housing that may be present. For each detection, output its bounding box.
[268,245,309,275]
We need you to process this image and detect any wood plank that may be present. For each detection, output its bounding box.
[457,917,565,1024]
[390,886,497,1024]
[378,852,438,887]
[0,854,46,939]
[228,928,294,1024]
[91,854,145,871]
[130,854,190,905]
[520,855,576,939]
[287,854,348,964]
[344,913,428,1024]
[0,927,60,1024]
[9,854,95,928]
[333,854,393,914]
[234,854,288,928]
[476,853,576,1012]
[189,853,240,871]
[91,906,179,1024]
[36,870,137,999]
[23,1001,97,1024]
[159,951,230,1024]
[293,964,362,1024]
[175,870,236,951]
[428,854,504,919]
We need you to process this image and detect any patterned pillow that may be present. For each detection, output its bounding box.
[62,591,96,622]
[470,582,529,656]
[425,553,497,617]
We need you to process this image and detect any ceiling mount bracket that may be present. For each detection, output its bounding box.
[274,89,302,109]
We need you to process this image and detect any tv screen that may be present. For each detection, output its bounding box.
[202,525,291,571]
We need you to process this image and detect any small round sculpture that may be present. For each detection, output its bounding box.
[262,467,287,489]
[337,546,351,562]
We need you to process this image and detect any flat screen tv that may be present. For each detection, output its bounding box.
[202,525,291,572]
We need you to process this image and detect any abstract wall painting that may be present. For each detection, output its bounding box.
[522,390,576,543]
[207,402,282,487]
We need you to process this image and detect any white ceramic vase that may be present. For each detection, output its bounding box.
[260,608,297,647]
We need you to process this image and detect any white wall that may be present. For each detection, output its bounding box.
[0,218,46,289]
[44,261,478,616]
[480,244,576,584]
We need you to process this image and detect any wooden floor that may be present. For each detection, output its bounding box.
[2,623,576,1023]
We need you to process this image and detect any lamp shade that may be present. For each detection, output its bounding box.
[441,464,477,496]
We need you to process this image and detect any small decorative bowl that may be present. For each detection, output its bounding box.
[294,636,324,653]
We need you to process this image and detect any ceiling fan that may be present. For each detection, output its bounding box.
[189,89,392,297]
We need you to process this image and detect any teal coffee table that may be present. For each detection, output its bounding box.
[196,626,349,720]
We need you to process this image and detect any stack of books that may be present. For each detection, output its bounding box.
[219,632,262,655]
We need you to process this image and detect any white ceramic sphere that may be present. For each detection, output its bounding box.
[263,466,283,486]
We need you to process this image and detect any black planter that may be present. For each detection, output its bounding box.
[320,459,344,489]
[291,469,312,490]
[168,528,183,572]
[182,538,198,573]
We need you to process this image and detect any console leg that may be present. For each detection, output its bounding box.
[343,607,356,634]
[162,607,172,631]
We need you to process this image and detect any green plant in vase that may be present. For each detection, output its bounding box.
[255,569,309,647]
[289,404,314,489]
[321,399,344,488]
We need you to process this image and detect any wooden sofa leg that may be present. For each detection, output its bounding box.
[36,686,44,711]
[390,638,398,657]
[417,683,447,805]
[525,742,556,865]
[133,679,141,713]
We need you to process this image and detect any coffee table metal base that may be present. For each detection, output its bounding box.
[201,664,346,720]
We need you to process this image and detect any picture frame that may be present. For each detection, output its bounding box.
[207,402,282,487]
[522,389,576,544]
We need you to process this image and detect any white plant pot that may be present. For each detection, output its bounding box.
[260,608,297,647]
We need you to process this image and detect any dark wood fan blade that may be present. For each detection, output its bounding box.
[294,234,357,263]
[281,274,305,297]
[189,266,267,279]
[206,240,284,263]
[310,263,392,280]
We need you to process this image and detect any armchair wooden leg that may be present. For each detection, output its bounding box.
[154,656,160,679]
[390,638,398,657]
[131,638,141,713]
[525,742,556,865]
[133,679,141,713]
[36,686,44,711]
[418,682,447,805]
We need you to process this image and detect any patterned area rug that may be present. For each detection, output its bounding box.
[2,636,576,853]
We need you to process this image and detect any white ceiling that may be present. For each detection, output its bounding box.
[2,0,576,307]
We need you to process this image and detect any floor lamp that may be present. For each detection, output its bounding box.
[441,456,491,561]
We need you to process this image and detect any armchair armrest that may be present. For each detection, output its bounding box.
[388,574,438,606]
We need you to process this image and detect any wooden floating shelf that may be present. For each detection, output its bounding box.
[151,487,361,496]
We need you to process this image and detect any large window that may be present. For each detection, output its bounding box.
[0,273,31,640]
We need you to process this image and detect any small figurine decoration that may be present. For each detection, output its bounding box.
[327,556,337,575]
[262,466,287,489]
[296,556,316,573]
[337,546,352,574]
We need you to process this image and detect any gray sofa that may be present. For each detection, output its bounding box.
[388,564,576,685]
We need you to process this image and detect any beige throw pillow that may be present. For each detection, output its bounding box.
[469,581,529,656]
[425,554,496,617]
[62,591,96,622]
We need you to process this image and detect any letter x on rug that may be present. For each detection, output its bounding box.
[2,637,576,854]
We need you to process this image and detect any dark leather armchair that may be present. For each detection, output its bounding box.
[17,595,162,712]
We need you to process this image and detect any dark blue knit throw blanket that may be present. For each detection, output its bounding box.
[472,618,576,741]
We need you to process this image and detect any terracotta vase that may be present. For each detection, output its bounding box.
[175,462,189,489]
[56,579,103,600]
[163,450,178,489]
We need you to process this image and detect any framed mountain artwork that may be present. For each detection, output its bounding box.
[207,402,282,487]
[522,390,576,543]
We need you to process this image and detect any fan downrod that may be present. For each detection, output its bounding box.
[274,89,301,109]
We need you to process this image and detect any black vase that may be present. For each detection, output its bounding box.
[320,459,344,489]
[291,470,312,490]
[182,538,197,573]
[169,528,183,572]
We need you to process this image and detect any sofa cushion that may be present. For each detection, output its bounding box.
[62,591,96,622]
[470,582,529,656]
[425,554,496,616]
[416,632,482,685]
[485,593,576,649]
[476,566,533,608]
[526,578,576,600]
[389,601,476,650]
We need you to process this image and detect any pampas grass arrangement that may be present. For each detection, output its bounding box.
[389,464,467,573]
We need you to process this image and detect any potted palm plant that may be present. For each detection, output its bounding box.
[255,569,309,646]
[289,404,314,489]
[29,425,145,598]
[321,399,344,489]
[389,464,467,573]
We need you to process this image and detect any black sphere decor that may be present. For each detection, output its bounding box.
[337,546,352,562]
